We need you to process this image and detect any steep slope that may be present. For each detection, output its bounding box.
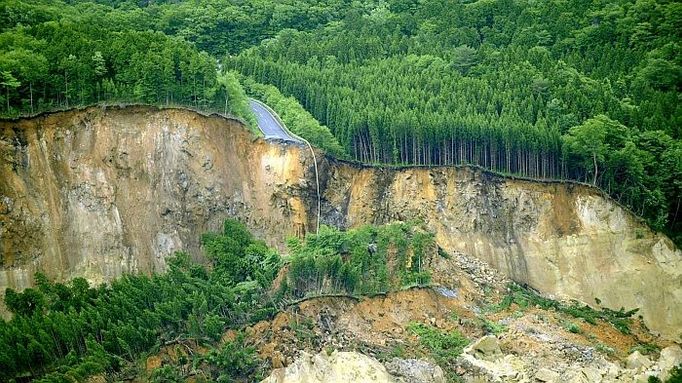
[0,107,679,339]
[319,161,682,340]
[0,106,315,290]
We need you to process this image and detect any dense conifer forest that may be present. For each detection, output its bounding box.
[0,0,680,238]
[1,2,681,380]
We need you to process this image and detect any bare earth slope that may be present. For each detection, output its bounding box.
[0,106,680,339]
[0,106,315,288]
[319,161,682,340]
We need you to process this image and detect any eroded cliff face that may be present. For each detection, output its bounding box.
[319,162,682,340]
[0,107,680,339]
[0,106,314,291]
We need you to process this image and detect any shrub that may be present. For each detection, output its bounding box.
[495,283,638,334]
[283,223,435,299]
[407,322,469,362]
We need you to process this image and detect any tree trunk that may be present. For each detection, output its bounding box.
[64,71,69,108]
[592,152,598,185]
[224,90,228,116]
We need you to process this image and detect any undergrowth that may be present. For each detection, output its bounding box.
[407,322,469,363]
[279,222,435,299]
[494,283,639,334]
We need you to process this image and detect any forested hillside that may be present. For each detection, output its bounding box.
[229,0,682,240]
[1,0,680,240]
[0,220,438,381]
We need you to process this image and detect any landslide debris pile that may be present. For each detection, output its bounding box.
[252,245,682,383]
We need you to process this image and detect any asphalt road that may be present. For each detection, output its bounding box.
[249,99,300,142]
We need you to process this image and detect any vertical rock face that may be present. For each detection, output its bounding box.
[0,106,314,292]
[0,107,680,340]
[319,161,682,340]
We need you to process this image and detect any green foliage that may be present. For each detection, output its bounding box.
[407,322,469,363]
[595,343,616,357]
[225,0,682,241]
[0,0,679,240]
[202,332,261,382]
[0,2,256,122]
[562,321,582,334]
[481,318,508,335]
[150,365,184,383]
[630,342,660,356]
[668,364,682,383]
[202,218,281,288]
[496,283,639,334]
[562,115,615,185]
[0,220,279,382]
[290,317,316,344]
[241,77,346,157]
[217,70,258,132]
[282,222,435,299]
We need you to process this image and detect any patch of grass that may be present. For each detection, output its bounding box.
[389,344,406,359]
[495,283,638,334]
[290,317,316,344]
[481,318,507,335]
[595,343,616,356]
[630,342,660,356]
[562,320,582,334]
[150,365,184,383]
[407,322,469,363]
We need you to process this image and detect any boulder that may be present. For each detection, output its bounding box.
[261,351,396,383]
[385,358,445,383]
[464,335,502,362]
[626,351,652,370]
[659,344,682,381]
[659,344,682,370]
[458,353,526,382]
[535,368,560,382]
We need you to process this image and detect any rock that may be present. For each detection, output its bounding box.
[457,352,526,382]
[385,358,445,383]
[626,351,652,370]
[261,351,397,383]
[659,345,682,381]
[634,372,658,383]
[580,366,602,382]
[464,335,502,361]
[604,361,621,378]
[535,368,560,382]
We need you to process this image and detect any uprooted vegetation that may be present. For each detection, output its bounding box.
[1,219,677,382]
[0,220,438,382]
[493,283,640,335]
[0,219,279,382]
[407,322,470,364]
[278,222,435,300]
